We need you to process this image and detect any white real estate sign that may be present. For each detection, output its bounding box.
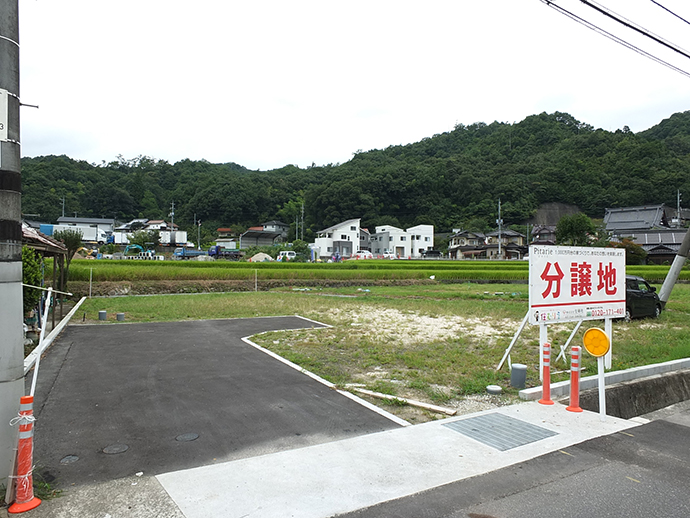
[529,245,626,325]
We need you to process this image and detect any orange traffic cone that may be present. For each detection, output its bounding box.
[8,396,41,514]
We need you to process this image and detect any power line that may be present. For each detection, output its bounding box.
[577,0,690,60]
[541,1,690,79]
[649,0,690,27]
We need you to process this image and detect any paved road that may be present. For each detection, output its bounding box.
[335,404,690,518]
[17,316,690,518]
[29,317,401,487]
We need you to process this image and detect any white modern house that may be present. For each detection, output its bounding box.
[407,224,435,257]
[370,224,434,258]
[314,219,434,259]
[313,218,361,259]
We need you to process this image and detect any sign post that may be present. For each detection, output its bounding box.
[529,245,625,376]
[582,327,611,422]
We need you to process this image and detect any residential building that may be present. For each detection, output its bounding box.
[313,219,435,260]
[359,228,371,252]
[262,220,290,238]
[407,224,435,257]
[613,228,687,265]
[370,225,409,258]
[604,204,688,264]
[216,228,234,238]
[531,225,556,245]
[604,204,670,232]
[447,229,527,259]
[314,218,361,259]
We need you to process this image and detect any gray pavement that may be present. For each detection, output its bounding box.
[9,317,690,518]
[26,317,400,487]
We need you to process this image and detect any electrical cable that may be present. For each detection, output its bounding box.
[578,0,690,60]
[541,1,690,79]
[649,0,690,27]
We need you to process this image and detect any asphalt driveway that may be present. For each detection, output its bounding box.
[29,316,401,486]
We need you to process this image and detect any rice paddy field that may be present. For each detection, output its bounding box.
[63,257,687,283]
[68,258,690,423]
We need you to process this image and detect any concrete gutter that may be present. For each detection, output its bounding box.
[24,296,86,375]
[519,357,690,401]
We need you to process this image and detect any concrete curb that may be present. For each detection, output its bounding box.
[519,357,690,400]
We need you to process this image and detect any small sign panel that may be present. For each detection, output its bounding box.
[0,89,7,141]
[529,245,626,325]
[583,327,611,357]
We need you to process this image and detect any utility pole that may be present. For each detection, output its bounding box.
[62,196,65,217]
[169,200,175,228]
[659,228,690,308]
[496,199,503,259]
[0,0,25,489]
[197,219,201,250]
[677,190,682,228]
[301,202,305,242]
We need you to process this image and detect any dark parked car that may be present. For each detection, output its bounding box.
[625,275,662,320]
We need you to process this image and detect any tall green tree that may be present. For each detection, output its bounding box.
[53,228,83,290]
[556,213,596,246]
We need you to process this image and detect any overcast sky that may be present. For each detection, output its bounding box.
[18,0,690,170]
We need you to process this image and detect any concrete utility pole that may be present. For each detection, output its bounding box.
[496,199,503,259]
[0,0,25,489]
[658,227,690,308]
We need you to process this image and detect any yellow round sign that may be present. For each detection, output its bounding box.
[583,327,610,357]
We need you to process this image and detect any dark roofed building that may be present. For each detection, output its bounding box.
[604,205,670,232]
[262,221,289,238]
[239,228,284,248]
[614,229,687,264]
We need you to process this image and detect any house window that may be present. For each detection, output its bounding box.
[400,236,406,241]
[389,237,393,241]
[350,226,356,231]
[327,247,332,252]
[425,237,430,242]
[416,235,421,240]
[341,235,347,240]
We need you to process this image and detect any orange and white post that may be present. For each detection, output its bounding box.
[538,342,554,405]
[8,395,41,514]
[566,346,583,413]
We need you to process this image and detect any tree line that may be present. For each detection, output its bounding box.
[21,110,690,242]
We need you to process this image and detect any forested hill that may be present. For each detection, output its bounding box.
[21,110,690,240]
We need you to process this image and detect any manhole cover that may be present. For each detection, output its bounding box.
[60,455,79,465]
[176,433,199,442]
[103,443,129,454]
[443,413,557,451]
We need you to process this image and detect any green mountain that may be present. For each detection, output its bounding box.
[21,111,690,240]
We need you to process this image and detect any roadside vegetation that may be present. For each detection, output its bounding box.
[75,279,690,423]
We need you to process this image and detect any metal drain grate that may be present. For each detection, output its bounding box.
[443,413,558,451]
